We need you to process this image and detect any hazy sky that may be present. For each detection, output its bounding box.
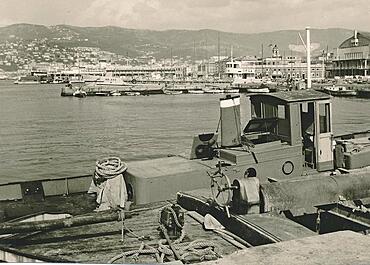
[0,0,369,33]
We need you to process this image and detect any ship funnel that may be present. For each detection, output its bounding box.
[220,95,241,147]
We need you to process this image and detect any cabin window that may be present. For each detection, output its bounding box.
[263,103,276,118]
[319,103,331,133]
[251,102,262,118]
[277,105,286,119]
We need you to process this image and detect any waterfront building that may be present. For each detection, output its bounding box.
[225,46,325,83]
[197,56,229,79]
[105,65,177,80]
[330,30,370,77]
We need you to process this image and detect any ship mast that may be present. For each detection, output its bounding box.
[306,27,311,89]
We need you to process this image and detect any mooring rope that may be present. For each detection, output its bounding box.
[93,156,127,185]
[108,205,219,263]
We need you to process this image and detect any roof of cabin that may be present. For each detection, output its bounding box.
[250,90,330,103]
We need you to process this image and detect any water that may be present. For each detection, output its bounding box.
[0,81,370,179]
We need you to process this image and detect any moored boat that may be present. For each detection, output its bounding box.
[163,89,183,95]
[322,85,356,97]
[125,91,141,96]
[110,90,122,96]
[246,83,270,93]
[72,89,87,98]
[357,88,370,98]
[188,89,205,94]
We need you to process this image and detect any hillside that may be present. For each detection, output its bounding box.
[0,24,358,59]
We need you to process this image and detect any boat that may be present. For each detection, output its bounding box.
[203,89,224,94]
[2,26,370,263]
[163,89,183,95]
[2,90,370,263]
[125,91,141,96]
[96,75,131,87]
[246,83,270,93]
[95,92,110,96]
[322,85,357,97]
[356,88,370,98]
[69,76,85,85]
[14,75,40,85]
[188,89,205,94]
[1,91,370,264]
[224,89,239,94]
[72,89,87,98]
[110,90,122,96]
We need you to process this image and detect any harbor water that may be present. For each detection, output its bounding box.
[0,81,370,180]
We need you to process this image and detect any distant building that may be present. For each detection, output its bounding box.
[226,46,325,83]
[331,30,370,77]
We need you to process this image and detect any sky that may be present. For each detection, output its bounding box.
[0,0,369,33]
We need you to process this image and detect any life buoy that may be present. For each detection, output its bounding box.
[282,161,294,175]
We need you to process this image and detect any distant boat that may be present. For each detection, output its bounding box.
[323,85,356,97]
[14,75,40,85]
[224,89,239,94]
[95,92,110,96]
[125,91,141,96]
[247,83,270,93]
[110,90,122,96]
[163,89,183,95]
[357,88,370,98]
[96,76,130,87]
[72,89,87,98]
[203,88,224,94]
[188,89,205,94]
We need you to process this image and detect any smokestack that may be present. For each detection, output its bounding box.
[306,27,311,89]
[354,29,358,39]
[220,95,241,147]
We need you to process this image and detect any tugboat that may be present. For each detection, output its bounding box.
[1,90,370,264]
[1,28,370,264]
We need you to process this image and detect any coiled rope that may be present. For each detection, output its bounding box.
[93,157,127,185]
[108,205,219,263]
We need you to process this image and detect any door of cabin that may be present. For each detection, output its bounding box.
[314,100,334,171]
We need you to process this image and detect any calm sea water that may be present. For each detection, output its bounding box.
[0,81,369,179]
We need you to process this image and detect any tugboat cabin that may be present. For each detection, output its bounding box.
[218,90,333,182]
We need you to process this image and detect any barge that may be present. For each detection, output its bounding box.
[1,90,370,264]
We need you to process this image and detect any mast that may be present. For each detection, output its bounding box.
[218,32,221,78]
[261,43,264,77]
[306,27,311,89]
[231,45,233,62]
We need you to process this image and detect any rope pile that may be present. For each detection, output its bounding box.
[93,157,127,185]
[108,205,219,264]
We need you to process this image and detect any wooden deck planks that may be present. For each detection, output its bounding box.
[3,203,239,263]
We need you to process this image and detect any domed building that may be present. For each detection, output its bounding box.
[331,30,370,77]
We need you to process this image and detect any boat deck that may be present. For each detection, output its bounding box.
[0,201,240,263]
